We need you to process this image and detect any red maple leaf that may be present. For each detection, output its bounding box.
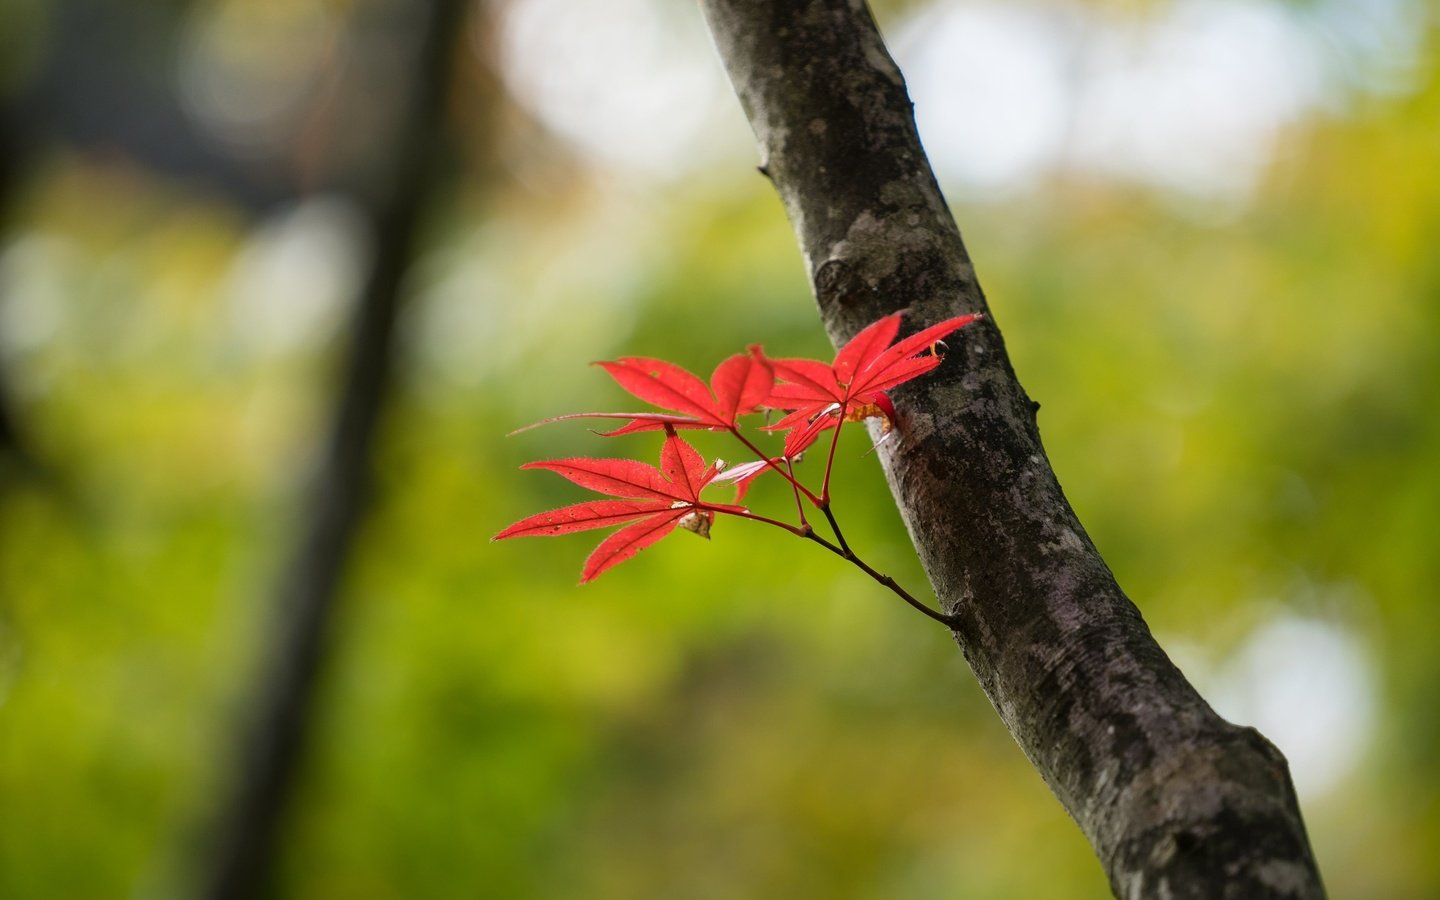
[759,311,983,457]
[494,428,746,582]
[513,350,773,436]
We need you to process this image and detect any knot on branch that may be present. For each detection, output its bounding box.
[815,256,869,309]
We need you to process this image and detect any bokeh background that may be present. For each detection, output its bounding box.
[1,0,1436,897]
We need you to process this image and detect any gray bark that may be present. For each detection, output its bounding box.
[698,1,1325,897]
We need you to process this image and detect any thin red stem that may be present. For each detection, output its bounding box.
[784,458,809,528]
[716,418,953,627]
[711,505,810,537]
[728,426,821,506]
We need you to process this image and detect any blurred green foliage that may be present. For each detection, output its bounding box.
[2,1,1439,898]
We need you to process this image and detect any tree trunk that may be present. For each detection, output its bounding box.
[698,2,1325,897]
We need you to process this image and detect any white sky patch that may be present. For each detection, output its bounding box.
[222,195,367,357]
[896,0,1333,201]
[0,234,76,361]
[1206,614,1377,798]
[404,187,657,394]
[1066,0,1326,200]
[894,5,1073,194]
[496,0,741,178]
[493,0,1426,201]
[1309,0,1429,97]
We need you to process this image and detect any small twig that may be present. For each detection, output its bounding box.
[819,405,844,504]
[728,500,953,626]
[803,531,956,628]
[720,404,951,626]
[720,506,809,536]
[818,502,852,557]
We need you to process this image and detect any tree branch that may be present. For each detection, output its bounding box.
[698,1,1325,897]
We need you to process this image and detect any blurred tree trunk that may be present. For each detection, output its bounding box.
[198,1,469,897]
[0,114,38,486]
[0,339,34,490]
[699,2,1325,898]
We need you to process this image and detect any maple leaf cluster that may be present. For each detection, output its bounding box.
[496,311,981,583]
